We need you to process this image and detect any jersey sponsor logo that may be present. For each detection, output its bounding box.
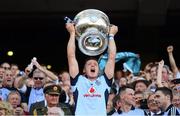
[83,94,101,97]
[83,86,101,97]
[89,87,95,94]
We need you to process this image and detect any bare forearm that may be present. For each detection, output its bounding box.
[104,25,118,79]
[67,33,79,78]
[168,53,178,74]
[157,68,163,87]
[157,61,163,87]
[39,67,58,81]
[105,38,116,79]
[14,76,27,89]
[108,39,116,59]
[67,33,76,58]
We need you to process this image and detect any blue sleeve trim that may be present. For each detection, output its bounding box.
[73,89,78,113]
[70,73,80,86]
[103,73,112,87]
[104,89,109,106]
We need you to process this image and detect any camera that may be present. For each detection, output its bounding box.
[140,99,148,109]
[150,86,156,92]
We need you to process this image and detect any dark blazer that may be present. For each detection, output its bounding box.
[29,100,45,115]
[30,100,74,115]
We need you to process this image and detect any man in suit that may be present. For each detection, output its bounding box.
[154,87,179,115]
[29,100,44,114]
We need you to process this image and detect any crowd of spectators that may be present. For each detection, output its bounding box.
[0,43,179,115]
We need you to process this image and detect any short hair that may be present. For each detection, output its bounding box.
[59,70,69,75]
[10,64,18,68]
[155,87,173,101]
[119,86,134,96]
[120,77,128,82]
[112,94,120,107]
[84,57,98,65]
[150,63,158,70]
[146,91,154,100]
[83,57,99,73]
[7,91,21,102]
[33,68,46,77]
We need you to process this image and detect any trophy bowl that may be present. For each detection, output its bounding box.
[73,9,110,56]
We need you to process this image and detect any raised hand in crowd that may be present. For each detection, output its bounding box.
[156,60,164,87]
[167,45,179,78]
[31,58,58,82]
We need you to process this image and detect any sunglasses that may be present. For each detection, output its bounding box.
[147,99,157,104]
[33,77,44,80]
[3,67,10,70]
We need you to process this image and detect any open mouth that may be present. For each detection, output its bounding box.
[7,79,12,82]
[91,69,95,73]
[0,76,3,79]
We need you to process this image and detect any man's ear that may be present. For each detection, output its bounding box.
[166,95,170,101]
[116,100,121,107]
[120,95,124,100]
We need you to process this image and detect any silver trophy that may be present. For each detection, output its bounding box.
[65,9,110,56]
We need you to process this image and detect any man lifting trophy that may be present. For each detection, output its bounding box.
[65,9,111,56]
[65,9,118,115]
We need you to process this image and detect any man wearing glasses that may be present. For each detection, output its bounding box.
[16,58,58,112]
[26,68,46,111]
[144,92,163,116]
[1,62,11,70]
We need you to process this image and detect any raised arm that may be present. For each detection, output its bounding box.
[66,23,79,78]
[167,45,179,77]
[104,25,118,79]
[156,60,164,87]
[31,59,58,81]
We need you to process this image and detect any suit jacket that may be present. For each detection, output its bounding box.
[29,100,45,115]
[31,100,73,115]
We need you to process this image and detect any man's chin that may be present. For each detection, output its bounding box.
[89,76,95,78]
[87,73,97,78]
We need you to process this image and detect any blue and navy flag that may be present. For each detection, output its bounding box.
[98,52,141,75]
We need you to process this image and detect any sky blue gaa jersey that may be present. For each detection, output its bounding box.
[0,88,10,101]
[71,74,112,116]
